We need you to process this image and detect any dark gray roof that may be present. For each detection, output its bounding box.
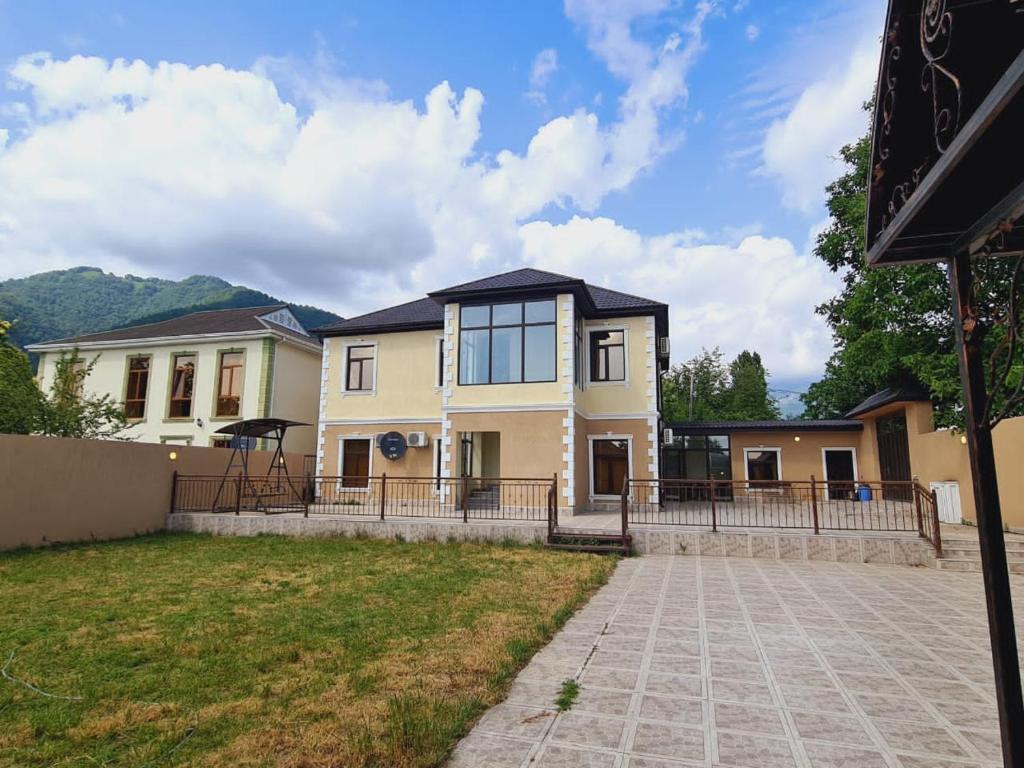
[318,268,667,337]
[30,305,317,347]
[670,419,864,435]
[845,382,932,418]
[314,297,444,335]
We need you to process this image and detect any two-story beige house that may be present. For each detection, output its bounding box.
[28,305,322,454]
[313,269,670,512]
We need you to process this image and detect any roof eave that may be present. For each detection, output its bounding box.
[314,320,445,338]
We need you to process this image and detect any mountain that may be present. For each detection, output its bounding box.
[0,267,342,352]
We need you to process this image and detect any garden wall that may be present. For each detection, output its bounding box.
[0,434,305,550]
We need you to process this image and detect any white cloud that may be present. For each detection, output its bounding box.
[519,216,840,380]
[760,36,878,212]
[529,48,558,90]
[745,24,759,41]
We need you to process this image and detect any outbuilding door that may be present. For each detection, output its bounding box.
[823,449,856,500]
[876,410,912,500]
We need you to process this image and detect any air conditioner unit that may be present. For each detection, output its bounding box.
[662,428,674,445]
[407,431,428,448]
[657,337,670,357]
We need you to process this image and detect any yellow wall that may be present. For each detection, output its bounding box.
[320,422,441,479]
[576,315,655,416]
[271,341,321,454]
[575,417,655,502]
[728,431,864,483]
[322,329,442,419]
[35,337,319,450]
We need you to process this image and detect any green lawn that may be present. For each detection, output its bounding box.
[0,533,613,767]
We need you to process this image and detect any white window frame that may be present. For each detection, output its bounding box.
[742,447,782,485]
[820,447,859,484]
[337,436,374,491]
[587,434,633,500]
[341,341,378,396]
[433,335,445,390]
[585,325,630,387]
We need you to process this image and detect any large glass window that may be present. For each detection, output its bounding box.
[589,330,626,382]
[458,299,556,385]
[592,439,629,496]
[216,351,244,417]
[340,438,371,488]
[123,356,150,419]
[169,354,196,418]
[345,345,376,392]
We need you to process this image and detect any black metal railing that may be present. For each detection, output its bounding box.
[623,477,943,553]
[170,473,558,524]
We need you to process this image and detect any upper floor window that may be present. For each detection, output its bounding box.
[589,330,626,382]
[435,337,445,388]
[345,345,376,392]
[169,354,196,418]
[216,351,244,417]
[458,300,556,385]
[123,356,150,419]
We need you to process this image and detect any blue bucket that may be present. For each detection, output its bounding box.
[857,485,872,502]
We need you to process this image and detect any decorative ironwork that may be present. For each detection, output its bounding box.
[920,0,963,153]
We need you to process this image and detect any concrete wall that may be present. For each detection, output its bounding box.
[269,341,321,455]
[0,434,305,551]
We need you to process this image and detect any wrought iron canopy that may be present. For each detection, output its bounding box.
[866,0,1024,265]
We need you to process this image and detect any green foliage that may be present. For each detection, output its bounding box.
[555,678,580,711]
[0,319,42,434]
[35,350,131,439]
[801,104,1022,427]
[662,347,780,421]
[0,267,341,356]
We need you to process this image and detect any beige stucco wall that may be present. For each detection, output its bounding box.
[574,417,655,503]
[320,422,441,478]
[576,315,654,416]
[322,329,442,420]
[727,431,865,483]
[448,411,565,481]
[0,434,305,551]
[35,337,319,451]
[270,341,321,455]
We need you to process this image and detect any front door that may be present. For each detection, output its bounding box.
[823,449,856,500]
[876,411,912,500]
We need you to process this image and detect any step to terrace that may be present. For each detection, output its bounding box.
[936,537,1024,573]
[545,526,631,555]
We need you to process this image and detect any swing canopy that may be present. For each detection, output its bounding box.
[214,418,310,439]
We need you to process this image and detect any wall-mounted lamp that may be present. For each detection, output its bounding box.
[793,435,801,442]
[168,451,178,461]
[195,417,204,428]
[960,435,968,445]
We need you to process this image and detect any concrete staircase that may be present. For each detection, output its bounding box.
[936,536,1024,573]
[545,526,632,555]
[465,487,499,510]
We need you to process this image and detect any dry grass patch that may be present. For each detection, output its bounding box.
[0,532,613,767]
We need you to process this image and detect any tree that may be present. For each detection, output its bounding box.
[662,347,780,421]
[0,319,42,434]
[724,351,781,420]
[801,103,1021,427]
[36,350,131,440]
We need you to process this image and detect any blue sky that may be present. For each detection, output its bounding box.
[0,1,886,392]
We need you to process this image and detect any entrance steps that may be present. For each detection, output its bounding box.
[545,526,631,555]
[935,536,1024,573]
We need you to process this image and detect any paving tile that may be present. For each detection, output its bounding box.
[638,694,704,726]
[631,722,705,761]
[779,684,852,714]
[800,741,889,768]
[711,677,776,706]
[873,720,971,758]
[643,672,702,697]
[550,712,627,750]
[713,702,787,736]
[715,731,798,768]
[475,703,557,740]
[580,665,640,691]
[853,692,938,724]
[534,744,618,767]
[957,729,1002,762]
[447,732,536,767]
[789,711,875,748]
[647,653,702,676]
[573,686,634,717]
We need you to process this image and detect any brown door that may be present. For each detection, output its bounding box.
[876,411,912,500]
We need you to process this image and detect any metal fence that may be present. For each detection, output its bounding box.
[170,473,557,524]
[624,477,943,554]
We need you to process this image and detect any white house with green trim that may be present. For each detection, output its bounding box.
[27,305,322,454]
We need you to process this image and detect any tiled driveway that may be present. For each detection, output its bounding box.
[449,556,1023,767]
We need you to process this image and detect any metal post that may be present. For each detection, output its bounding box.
[552,473,558,529]
[620,476,629,538]
[810,475,819,535]
[913,477,924,538]
[950,250,1023,767]
[709,478,717,532]
[379,473,387,521]
[169,470,179,515]
[930,489,943,558]
[234,474,242,516]
[462,475,469,524]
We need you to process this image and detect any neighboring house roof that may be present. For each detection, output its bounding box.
[669,419,864,435]
[26,305,320,351]
[316,268,669,337]
[845,382,932,419]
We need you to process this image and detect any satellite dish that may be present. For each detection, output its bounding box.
[378,431,408,460]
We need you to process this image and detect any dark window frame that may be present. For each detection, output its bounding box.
[123,355,151,420]
[589,329,626,383]
[340,437,372,488]
[345,344,376,392]
[591,438,630,496]
[457,299,557,386]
